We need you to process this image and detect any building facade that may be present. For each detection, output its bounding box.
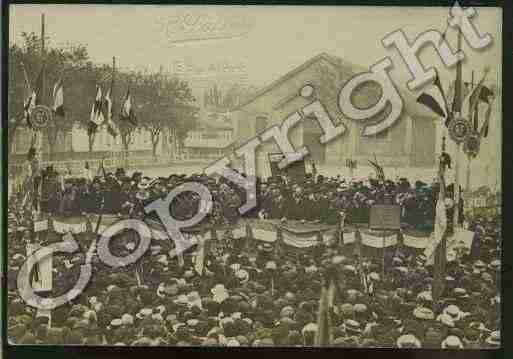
[183,112,234,160]
[10,123,155,161]
[230,53,437,176]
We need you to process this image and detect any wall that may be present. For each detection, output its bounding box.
[71,124,153,152]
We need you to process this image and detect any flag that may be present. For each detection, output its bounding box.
[426,171,447,301]
[23,92,37,128]
[314,280,333,346]
[120,89,137,126]
[104,88,113,121]
[34,62,46,106]
[447,79,471,117]
[21,62,36,127]
[479,96,495,138]
[425,179,447,264]
[104,88,118,137]
[83,162,93,182]
[368,158,385,181]
[194,235,206,276]
[90,85,105,126]
[96,158,107,178]
[52,78,65,116]
[416,73,450,124]
[462,70,489,124]
[471,85,494,132]
[27,133,38,161]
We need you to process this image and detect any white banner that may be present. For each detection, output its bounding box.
[360,231,397,248]
[403,234,430,249]
[34,220,48,232]
[282,230,318,248]
[342,231,356,244]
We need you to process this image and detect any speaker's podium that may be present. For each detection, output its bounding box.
[268,153,307,182]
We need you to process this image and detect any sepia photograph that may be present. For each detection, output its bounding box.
[5,3,503,350]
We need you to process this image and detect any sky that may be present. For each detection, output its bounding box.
[9,4,502,91]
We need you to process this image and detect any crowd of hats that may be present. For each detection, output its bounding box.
[7,169,501,347]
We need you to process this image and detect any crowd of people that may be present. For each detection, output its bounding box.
[7,166,501,348]
[10,164,465,230]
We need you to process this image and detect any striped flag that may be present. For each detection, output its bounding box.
[425,180,447,264]
[52,78,65,116]
[417,73,450,124]
[461,69,491,127]
[104,88,118,138]
[121,89,137,126]
[479,97,494,138]
[21,62,36,127]
[472,85,495,135]
[90,86,105,126]
[23,91,37,128]
[34,62,46,106]
[429,167,448,302]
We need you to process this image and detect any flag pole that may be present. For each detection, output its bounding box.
[433,136,448,306]
[465,70,476,193]
[452,27,463,231]
[33,12,46,223]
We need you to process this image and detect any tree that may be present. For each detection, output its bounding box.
[203,83,257,110]
[8,32,90,159]
[135,72,197,159]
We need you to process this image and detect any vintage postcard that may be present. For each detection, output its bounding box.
[5,3,502,349]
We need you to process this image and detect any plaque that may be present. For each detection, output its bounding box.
[369,205,401,230]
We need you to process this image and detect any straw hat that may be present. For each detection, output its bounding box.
[396,334,421,348]
[443,305,463,321]
[413,307,435,320]
[485,331,500,347]
[441,335,464,349]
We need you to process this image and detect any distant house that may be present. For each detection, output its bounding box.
[183,112,234,160]
[10,123,154,161]
[230,53,437,174]
[10,126,73,161]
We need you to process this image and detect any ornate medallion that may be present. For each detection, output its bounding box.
[31,105,53,129]
[448,117,470,144]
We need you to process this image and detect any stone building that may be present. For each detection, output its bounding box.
[230,53,437,175]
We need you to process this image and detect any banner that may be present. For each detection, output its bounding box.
[359,229,398,248]
[268,152,306,180]
[250,220,278,242]
[403,232,431,249]
[281,228,319,248]
[20,216,474,261]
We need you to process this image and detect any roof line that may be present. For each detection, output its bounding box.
[231,52,361,111]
